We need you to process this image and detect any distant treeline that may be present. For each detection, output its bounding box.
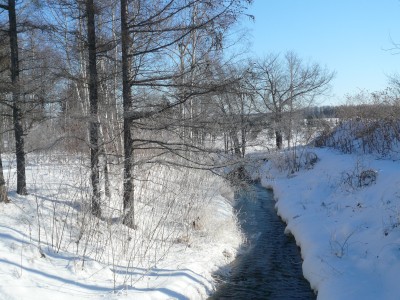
[302,106,338,119]
[303,103,400,120]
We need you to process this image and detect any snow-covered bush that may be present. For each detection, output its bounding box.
[339,159,377,190]
[305,151,318,169]
[358,169,377,187]
[271,149,319,174]
[315,118,400,158]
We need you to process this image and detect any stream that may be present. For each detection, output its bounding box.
[209,183,316,299]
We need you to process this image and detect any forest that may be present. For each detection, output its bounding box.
[0,0,336,220]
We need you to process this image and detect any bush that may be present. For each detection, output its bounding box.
[305,152,318,169]
[340,162,377,190]
[358,169,377,187]
[271,149,319,174]
[315,119,400,158]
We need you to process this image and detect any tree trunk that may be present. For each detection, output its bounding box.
[86,0,101,217]
[241,126,246,157]
[121,0,135,227]
[275,112,283,150]
[0,148,9,203]
[275,130,283,150]
[230,131,242,157]
[103,153,110,198]
[223,132,228,154]
[8,0,27,195]
[240,96,246,157]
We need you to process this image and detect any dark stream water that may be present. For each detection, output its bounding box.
[209,184,316,300]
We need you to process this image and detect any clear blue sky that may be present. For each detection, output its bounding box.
[240,0,400,105]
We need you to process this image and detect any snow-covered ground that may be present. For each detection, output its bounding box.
[0,154,242,300]
[258,147,400,299]
[3,118,400,300]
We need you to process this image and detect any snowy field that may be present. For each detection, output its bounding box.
[0,153,242,300]
[257,146,400,299]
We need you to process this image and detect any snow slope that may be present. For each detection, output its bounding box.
[0,155,242,300]
[259,147,400,299]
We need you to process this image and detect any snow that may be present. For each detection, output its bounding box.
[258,147,400,299]
[0,154,242,300]
[3,118,400,299]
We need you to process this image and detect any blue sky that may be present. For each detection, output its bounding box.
[240,0,400,105]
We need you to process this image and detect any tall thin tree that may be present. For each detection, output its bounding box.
[86,0,101,217]
[120,0,134,226]
[0,0,27,195]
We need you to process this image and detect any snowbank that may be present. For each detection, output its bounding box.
[0,156,242,300]
[260,147,400,299]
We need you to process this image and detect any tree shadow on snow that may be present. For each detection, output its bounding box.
[0,258,196,299]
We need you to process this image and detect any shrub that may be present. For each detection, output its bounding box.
[358,169,377,187]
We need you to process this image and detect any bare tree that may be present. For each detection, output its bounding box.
[0,0,27,195]
[85,0,101,217]
[251,52,334,149]
[120,0,134,226]
[213,64,255,157]
[120,0,253,226]
[0,22,9,202]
